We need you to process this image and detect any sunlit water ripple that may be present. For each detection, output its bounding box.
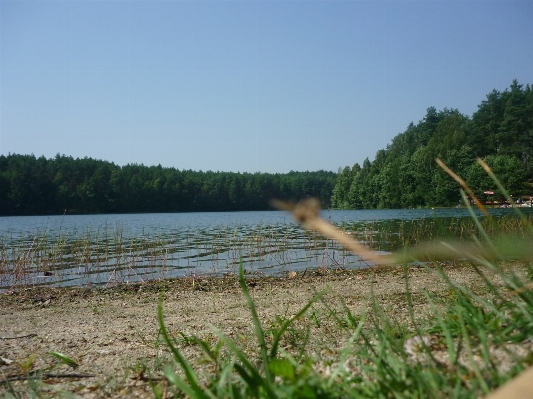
[1,208,530,290]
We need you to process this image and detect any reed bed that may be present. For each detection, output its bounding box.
[1,213,532,292]
[0,223,351,291]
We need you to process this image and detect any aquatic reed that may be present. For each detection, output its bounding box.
[1,212,532,292]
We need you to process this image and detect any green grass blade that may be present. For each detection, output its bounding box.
[460,189,499,256]
[163,365,203,399]
[215,357,236,397]
[457,310,490,394]
[210,326,277,398]
[48,351,79,368]
[237,259,272,383]
[426,293,457,365]
[157,302,209,398]
[327,313,366,387]
[269,288,329,360]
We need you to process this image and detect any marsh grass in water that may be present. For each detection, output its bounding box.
[2,213,533,292]
[0,224,346,291]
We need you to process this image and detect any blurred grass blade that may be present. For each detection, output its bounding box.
[269,288,329,360]
[436,158,488,216]
[477,157,530,228]
[457,310,490,394]
[460,189,498,255]
[271,197,393,264]
[157,302,212,399]
[216,357,236,396]
[487,366,533,399]
[48,351,79,368]
[238,259,272,383]
[426,293,457,365]
[163,365,199,399]
[328,313,365,387]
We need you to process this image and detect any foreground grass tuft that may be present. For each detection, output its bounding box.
[154,256,533,398]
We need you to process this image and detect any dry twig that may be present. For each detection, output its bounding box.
[270,198,393,265]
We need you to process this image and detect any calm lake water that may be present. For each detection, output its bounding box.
[1,208,529,290]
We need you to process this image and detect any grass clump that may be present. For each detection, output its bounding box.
[157,263,337,398]
[154,257,533,398]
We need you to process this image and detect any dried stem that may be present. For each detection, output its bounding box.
[270,198,393,265]
[435,158,488,216]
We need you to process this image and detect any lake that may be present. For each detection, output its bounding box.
[1,207,529,290]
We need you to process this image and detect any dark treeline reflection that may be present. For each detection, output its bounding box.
[0,156,336,216]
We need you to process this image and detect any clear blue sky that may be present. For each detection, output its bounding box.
[1,1,532,173]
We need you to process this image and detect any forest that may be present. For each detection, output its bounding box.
[331,80,533,209]
[0,155,336,216]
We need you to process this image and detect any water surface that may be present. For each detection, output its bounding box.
[1,208,528,290]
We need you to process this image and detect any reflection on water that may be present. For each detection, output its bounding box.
[1,208,530,290]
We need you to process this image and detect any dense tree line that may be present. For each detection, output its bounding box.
[332,80,533,209]
[0,155,336,215]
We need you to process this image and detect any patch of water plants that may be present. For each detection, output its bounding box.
[1,211,532,292]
